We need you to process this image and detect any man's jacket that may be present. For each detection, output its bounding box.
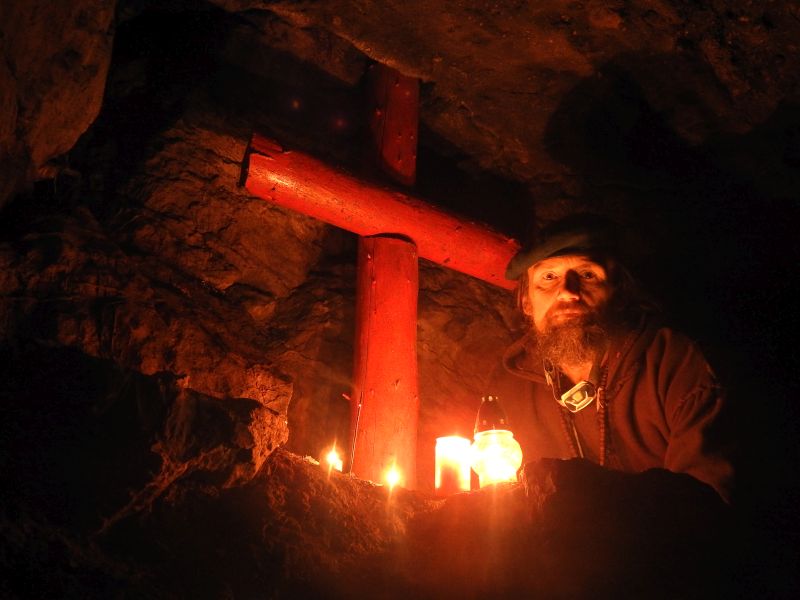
[492,317,735,502]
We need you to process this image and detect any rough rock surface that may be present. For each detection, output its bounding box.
[0,207,297,409]
[0,350,736,599]
[211,0,800,210]
[0,1,115,205]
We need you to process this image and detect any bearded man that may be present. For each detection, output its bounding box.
[494,214,734,503]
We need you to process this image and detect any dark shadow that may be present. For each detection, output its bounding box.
[0,344,164,535]
[65,1,529,245]
[70,3,235,217]
[416,123,532,241]
[543,54,800,596]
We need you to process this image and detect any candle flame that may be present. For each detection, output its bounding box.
[384,465,402,490]
[323,444,343,474]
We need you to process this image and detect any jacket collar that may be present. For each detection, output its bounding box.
[502,315,657,387]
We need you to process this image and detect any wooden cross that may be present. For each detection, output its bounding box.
[243,64,519,489]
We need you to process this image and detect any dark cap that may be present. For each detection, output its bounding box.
[505,213,620,280]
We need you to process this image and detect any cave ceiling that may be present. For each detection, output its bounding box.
[3,0,799,217]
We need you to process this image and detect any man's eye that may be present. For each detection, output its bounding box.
[580,271,597,280]
[541,272,557,281]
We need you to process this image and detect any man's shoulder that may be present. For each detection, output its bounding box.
[500,330,546,383]
[649,324,700,351]
[637,322,718,383]
[647,323,708,357]
[615,318,711,371]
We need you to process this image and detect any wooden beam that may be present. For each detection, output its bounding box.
[350,235,419,487]
[245,133,520,290]
[365,63,419,186]
[349,65,421,487]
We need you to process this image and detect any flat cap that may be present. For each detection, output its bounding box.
[505,213,620,280]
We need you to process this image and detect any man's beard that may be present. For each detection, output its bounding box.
[535,307,610,368]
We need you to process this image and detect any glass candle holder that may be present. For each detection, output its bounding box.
[470,396,522,488]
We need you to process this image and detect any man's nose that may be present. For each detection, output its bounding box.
[557,271,582,300]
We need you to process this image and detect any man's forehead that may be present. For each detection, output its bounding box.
[529,254,606,273]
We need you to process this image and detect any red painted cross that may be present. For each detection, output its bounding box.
[243,64,520,489]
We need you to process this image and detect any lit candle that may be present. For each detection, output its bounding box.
[384,464,402,491]
[324,445,344,474]
[435,436,472,496]
[470,430,522,488]
[470,396,523,488]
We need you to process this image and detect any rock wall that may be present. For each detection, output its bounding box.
[0,1,115,206]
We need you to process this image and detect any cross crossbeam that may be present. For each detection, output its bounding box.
[244,135,520,290]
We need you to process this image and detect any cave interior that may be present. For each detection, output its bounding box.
[1,1,799,598]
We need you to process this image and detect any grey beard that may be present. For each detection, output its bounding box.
[535,321,609,369]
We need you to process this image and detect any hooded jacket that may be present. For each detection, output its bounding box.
[491,316,734,502]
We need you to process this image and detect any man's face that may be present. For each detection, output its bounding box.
[525,254,613,334]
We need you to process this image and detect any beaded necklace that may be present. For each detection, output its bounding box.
[552,330,636,467]
[554,364,608,464]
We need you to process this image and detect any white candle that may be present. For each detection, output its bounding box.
[435,436,471,496]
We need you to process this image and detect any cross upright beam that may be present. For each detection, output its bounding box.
[349,65,420,488]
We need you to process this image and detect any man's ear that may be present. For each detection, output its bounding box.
[520,289,533,317]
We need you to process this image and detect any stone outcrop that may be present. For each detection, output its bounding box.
[0,341,736,599]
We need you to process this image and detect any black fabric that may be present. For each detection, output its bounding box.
[505,213,620,279]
